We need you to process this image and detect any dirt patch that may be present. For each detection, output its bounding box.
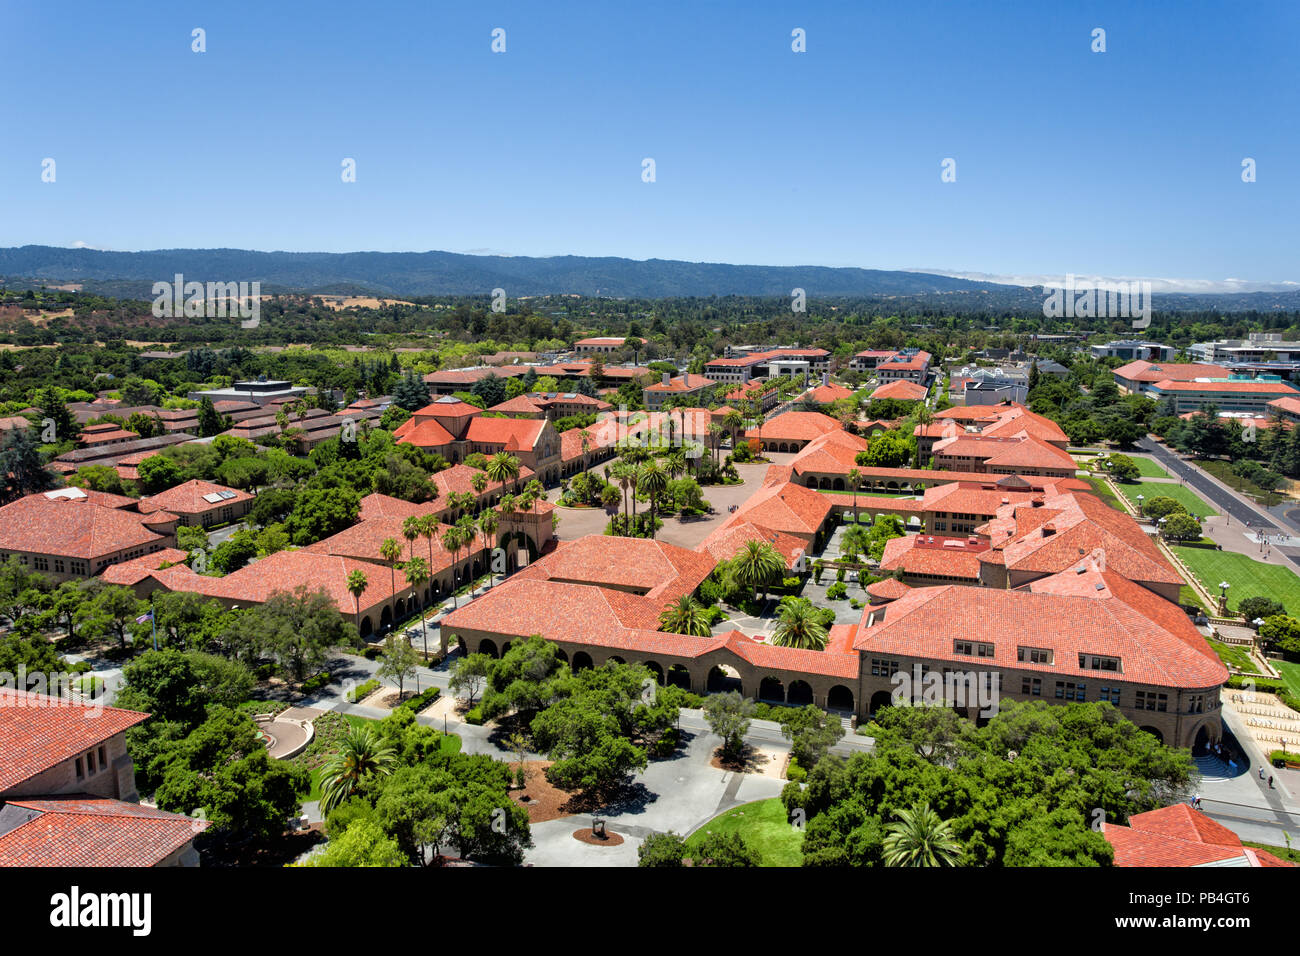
[359,688,419,711]
[572,827,625,847]
[508,761,580,823]
[709,744,775,775]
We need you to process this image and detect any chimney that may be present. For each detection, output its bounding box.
[662,372,671,386]
[822,371,830,387]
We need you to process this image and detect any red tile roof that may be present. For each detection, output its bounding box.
[0,795,208,867]
[880,534,985,579]
[358,493,432,522]
[745,411,842,444]
[0,491,169,560]
[429,462,536,500]
[514,534,716,602]
[0,690,149,792]
[138,479,252,516]
[698,521,808,570]
[726,478,833,537]
[1152,379,1300,394]
[1103,804,1293,867]
[1114,360,1230,383]
[394,417,457,448]
[870,380,929,401]
[302,512,479,573]
[854,568,1227,687]
[98,548,189,586]
[807,383,854,404]
[464,417,546,451]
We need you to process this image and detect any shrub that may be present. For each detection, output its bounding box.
[826,582,848,600]
[464,706,485,725]
[786,757,807,783]
[301,670,332,694]
[396,686,440,713]
[850,598,864,609]
[1271,749,1300,767]
[346,679,381,703]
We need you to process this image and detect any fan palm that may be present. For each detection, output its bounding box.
[772,599,829,650]
[403,556,430,658]
[882,804,963,867]
[319,723,398,814]
[346,569,369,638]
[638,461,667,537]
[478,508,500,587]
[659,594,712,636]
[731,540,785,606]
[401,515,421,561]
[485,452,522,493]
[378,537,403,630]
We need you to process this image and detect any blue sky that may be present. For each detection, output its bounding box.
[3,0,1297,288]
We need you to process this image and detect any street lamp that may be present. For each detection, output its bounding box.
[1218,581,1230,615]
[1136,494,1145,517]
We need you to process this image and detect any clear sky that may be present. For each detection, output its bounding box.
[3,0,1297,288]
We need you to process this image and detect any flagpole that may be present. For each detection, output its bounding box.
[151,596,157,652]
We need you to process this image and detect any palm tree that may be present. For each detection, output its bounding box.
[497,493,518,565]
[478,508,500,587]
[524,479,544,513]
[772,599,829,650]
[731,540,784,607]
[346,569,369,639]
[401,515,421,561]
[379,537,403,631]
[470,471,488,510]
[319,723,398,814]
[609,461,633,528]
[403,556,430,659]
[417,513,442,583]
[841,524,872,563]
[722,409,744,455]
[659,594,711,636]
[638,461,667,537]
[708,422,724,464]
[847,467,861,516]
[665,449,687,480]
[486,451,522,493]
[442,524,466,607]
[882,804,963,867]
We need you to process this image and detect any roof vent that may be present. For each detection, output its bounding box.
[1095,582,1106,591]
[1075,564,1087,574]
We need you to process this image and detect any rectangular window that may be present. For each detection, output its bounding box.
[1018,647,1051,664]
[1022,677,1041,696]
[86,750,95,774]
[98,746,107,767]
[954,641,973,656]
[977,643,995,658]
[75,757,84,780]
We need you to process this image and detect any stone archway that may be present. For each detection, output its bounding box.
[666,664,691,690]
[707,665,742,694]
[1192,723,1213,754]
[572,651,594,672]
[500,530,540,571]
[554,648,569,664]
[828,684,854,712]
[642,661,664,683]
[607,655,626,666]
[478,638,499,658]
[869,690,893,715]
[1139,725,1164,745]
[759,676,785,702]
[833,477,845,491]
[359,615,373,638]
[788,680,813,706]
[380,606,392,631]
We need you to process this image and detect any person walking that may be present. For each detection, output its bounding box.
[1260,767,1266,780]
[1269,775,1275,789]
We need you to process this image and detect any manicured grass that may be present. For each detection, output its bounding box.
[1083,476,1126,513]
[1128,457,1172,480]
[1273,659,1300,699]
[1178,585,1210,615]
[1198,459,1289,507]
[685,798,803,867]
[1207,638,1260,674]
[1171,547,1300,616]
[1116,481,1216,519]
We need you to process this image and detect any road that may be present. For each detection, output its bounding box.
[1136,438,1300,574]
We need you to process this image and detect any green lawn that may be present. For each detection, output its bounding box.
[1083,476,1126,513]
[1243,841,1300,864]
[1128,457,1172,479]
[1171,546,1300,616]
[685,798,803,867]
[1117,480,1217,519]
[1273,659,1300,698]
[1178,585,1210,615]
[1207,638,1261,674]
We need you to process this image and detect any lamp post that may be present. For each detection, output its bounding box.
[1218,581,1230,616]
[1136,494,1145,519]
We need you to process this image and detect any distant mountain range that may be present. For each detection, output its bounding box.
[2,245,1299,311]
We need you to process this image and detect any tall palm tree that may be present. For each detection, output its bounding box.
[659,594,711,636]
[486,451,522,494]
[708,423,724,464]
[403,556,430,659]
[524,479,545,514]
[638,461,667,538]
[731,540,784,606]
[417,513,442,584]
[401,515,421,561]
[609,461,633,528]
[841,524,872,563]
[847,467,861,516]
[478,508,500,587]
[772,599,829,650]
[470,471,488,511]
[882,804,963,867]
[442,525,467,607]
[722,409,744,455]
[319,723,398,814]
[665,449,687,480]
[346,569,369,638]
[378,537,403,631]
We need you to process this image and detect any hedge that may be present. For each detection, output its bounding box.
[346,679,380,703]
[396,686,440,713]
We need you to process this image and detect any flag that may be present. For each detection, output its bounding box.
[135,610,154,624]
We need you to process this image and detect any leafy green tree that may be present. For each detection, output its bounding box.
[691,831,760,867]
[449,652,492,705]
[703,691,754,759]
[302,818,406,867]
[377,634,420,698]
[480,635,567,721]
[1141,495,1187,520]
[196,397,227,438]
[779,705,845,769]
[1238,596,1286,621]
[638,831,687,867]
[136,454,184,494]
[1104,453,1141,482]
[244,585,356,681]
[283,486,360,545]
[1159,512,1202,542]
[0,428,57,504]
